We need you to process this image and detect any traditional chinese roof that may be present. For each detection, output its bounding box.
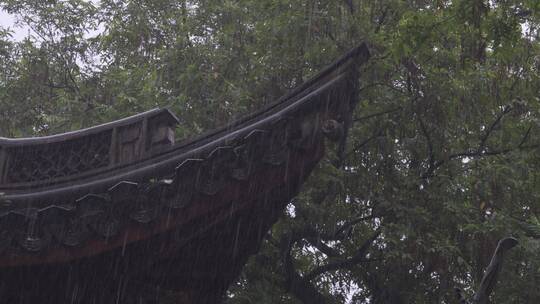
[0,43,370,303]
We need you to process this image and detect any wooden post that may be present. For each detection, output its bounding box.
[455,237,519,304]
[472,237,518,304]
[0,148,6,184]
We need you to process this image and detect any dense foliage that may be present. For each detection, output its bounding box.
[1,0,539,303]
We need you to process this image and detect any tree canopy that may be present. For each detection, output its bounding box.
[1,0,539,303]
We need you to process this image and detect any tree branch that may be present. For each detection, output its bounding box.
[477,105,512,154]
[518,125,533,148]
[418,116,435,170]
[304,230,381,281]
[281,232,331,304]
[374,6,390,33]
[342,0,354,14]
[421,105,535,179]
[334,214,377,238]
[307,238,340,258]
[353,107,402,122]
[346,130,383,158]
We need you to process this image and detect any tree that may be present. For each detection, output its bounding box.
[0,0,539,303]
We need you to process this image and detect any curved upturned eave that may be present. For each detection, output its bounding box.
[0,43,370,205]
[0,43,370,303]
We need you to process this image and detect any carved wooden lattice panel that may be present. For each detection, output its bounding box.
[5,131,112,183]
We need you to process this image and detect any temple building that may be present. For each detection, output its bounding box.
[0,43,370,303]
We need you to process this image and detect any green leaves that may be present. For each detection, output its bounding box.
[1,0,540,303]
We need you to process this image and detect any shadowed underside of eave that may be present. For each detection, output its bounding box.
[0,142,324,303]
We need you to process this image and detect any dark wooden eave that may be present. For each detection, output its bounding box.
[0,43,370,304]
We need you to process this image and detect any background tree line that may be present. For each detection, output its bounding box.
[1,0,539,303]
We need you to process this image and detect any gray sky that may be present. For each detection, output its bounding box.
[0,9,30,41]
[0,0,103,41]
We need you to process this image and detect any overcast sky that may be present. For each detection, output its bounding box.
[0,9,31,41]
[0,0,103,42]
